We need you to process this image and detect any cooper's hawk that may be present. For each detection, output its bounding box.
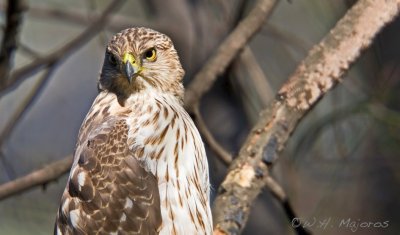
[55,27,212,234]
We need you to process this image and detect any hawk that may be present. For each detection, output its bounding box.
[55,27,213,234]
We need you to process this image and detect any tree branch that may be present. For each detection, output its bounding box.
[21,4,154,32]
[183,0,277,112]
[18,41,40,58]
[0,67,56,180]
[231,46,274,123]
[193,106,233,165]
[0,67,56,149]
[263,175,311,235]
[0,155,72,200]
[212,0,400,234]
[193,101,308,234]
[0,0,27,89]
[0,0,126,96]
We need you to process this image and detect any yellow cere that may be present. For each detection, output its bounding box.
[123,53,136,64]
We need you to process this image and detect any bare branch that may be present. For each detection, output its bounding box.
[193,99,306,234]
[212,0,400,234]
[18,42,40,58]
[183,0,278,112]
[231,46,274,122]
[261,23,310,54]
[264,175,285,203]
[263,175,311,234]
[0,67,55,148]
[238,46,274,105]
[0,67,55,180]
[0,0,126,96]
[0,150,16,179]
[21,4,155,32]
[0,0,27,89]
[193,105,232,164]
[0,155,72,200]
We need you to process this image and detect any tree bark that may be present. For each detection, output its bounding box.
[212,0,400,234]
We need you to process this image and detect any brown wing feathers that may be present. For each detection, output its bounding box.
[55,120,162,234]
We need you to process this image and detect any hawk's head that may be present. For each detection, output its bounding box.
[99,27,185,104]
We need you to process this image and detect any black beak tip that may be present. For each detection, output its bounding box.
[125,61,135,83]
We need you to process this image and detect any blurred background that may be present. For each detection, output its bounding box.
[0,0,399,234]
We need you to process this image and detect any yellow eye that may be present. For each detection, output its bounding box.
[144,48,157,61]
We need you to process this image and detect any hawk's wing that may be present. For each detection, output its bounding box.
[55,119,162,235]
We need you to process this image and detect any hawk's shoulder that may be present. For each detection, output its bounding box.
[55,117,162,234]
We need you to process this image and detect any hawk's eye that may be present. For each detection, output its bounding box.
[108,54,117,66]
[144,48,157,62]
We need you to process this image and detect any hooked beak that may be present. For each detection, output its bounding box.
[124,61,137,83]
[123,53,141,83]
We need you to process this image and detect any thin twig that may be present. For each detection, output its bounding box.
[193,105,232,164]
[0,0,126,96]
[0,155,73,200]
[231,46,274,122]
[239,46,274,105]
[212,0,400,234]
[18,42,40,58]
[86,0,109,48]
[184,0,278,112]
[0,67,55,179]
[0,0,27,89]
[264,175,286,204]
[193,101,307,234]
[0,66,56,148]
[264,176,311,234]
[0,3,147,32]
[261,23,310,54]
[11,1,193,49]
[0,150,16,180]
